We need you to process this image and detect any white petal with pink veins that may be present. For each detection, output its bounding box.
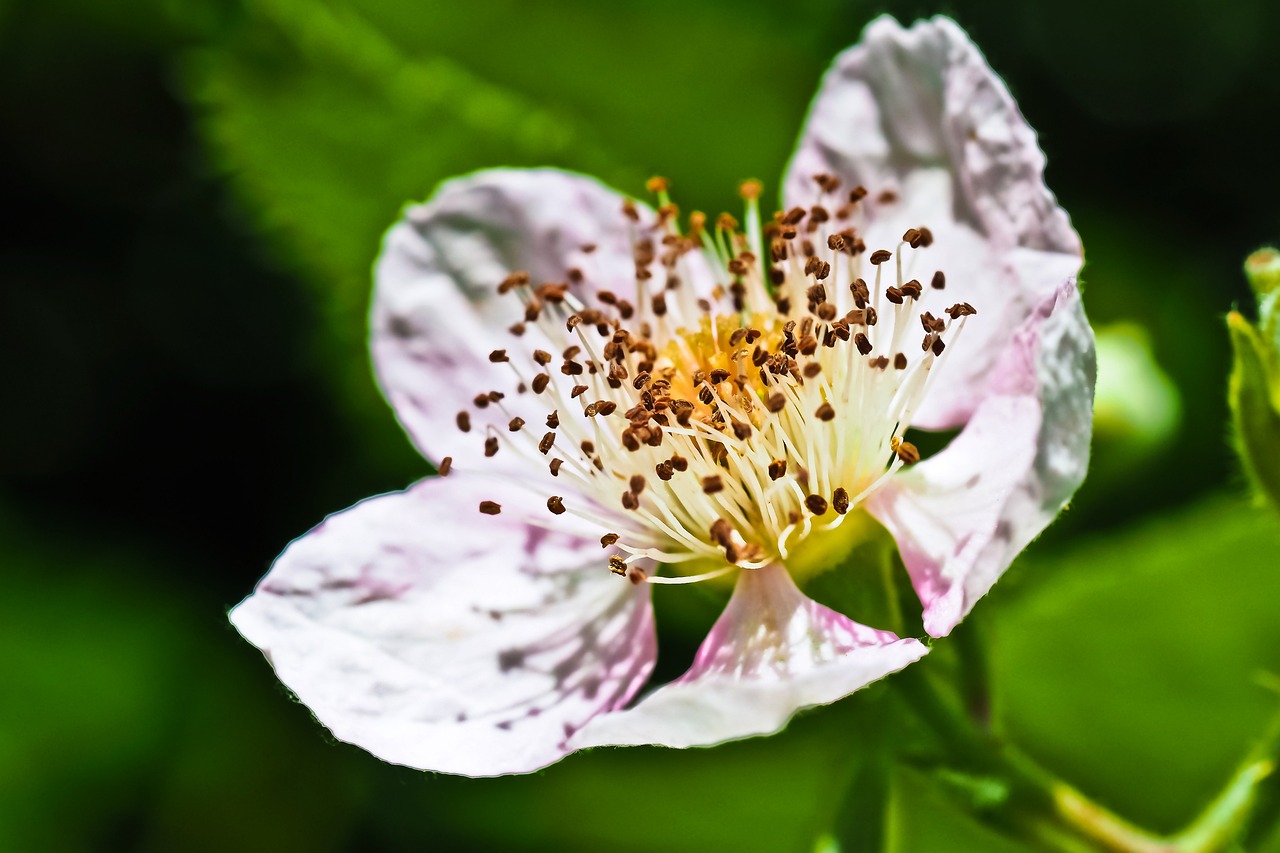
[867,283,1095,637]
[372,168,718,471]
[785,16,1082,429]
[569,565,926,750]
[230,472,656,776]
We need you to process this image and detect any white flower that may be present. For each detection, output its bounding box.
[231,16,1095,776]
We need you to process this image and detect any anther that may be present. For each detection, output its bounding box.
[702,475,725,494]
[894,353,908,370]
[438,457,453,477]
[803,362,822,379]
[609,555,628,576]
[894,440,921,465]
[507,417,525,432]
[549,458,563,476]
[670,454,688,472]
[732,420,752,440]
[854,333,873,356]
[630,474,646,495]
[932,271,946,290]
[547,496,566,515]
[848,186,867,202]
[489,349,509,363]
[768,459,787,480]
[571,384,589,398]
[533,350,552,366]
[815,402,835,421]
[546,410,560,428]
[497,271,529,294]
[479,501,502,515]
[832,488,850,515]
[627,567,648,585]
[805,494,829,515]
[532,374,550,394]
[508,322,526,336]
[456,411,471,433]
[869,249,892,265]
[484,436,499,457]
[538,432,556,455]
[621,491,639,510]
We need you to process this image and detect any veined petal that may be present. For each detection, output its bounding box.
[372,168,716,469]
[569,565,926,750]
[230,472,656,777]
[867,282,1095,637]
[784,16,1082,428]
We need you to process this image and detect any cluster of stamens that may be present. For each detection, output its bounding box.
[448,175,976,586]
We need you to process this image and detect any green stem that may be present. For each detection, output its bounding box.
[891,664,1280,853]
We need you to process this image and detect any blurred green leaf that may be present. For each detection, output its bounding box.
[989,494,1280,833]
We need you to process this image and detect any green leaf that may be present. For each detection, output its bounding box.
[988,495,1280,834]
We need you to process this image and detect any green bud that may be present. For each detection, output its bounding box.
[1228,250,1280,511]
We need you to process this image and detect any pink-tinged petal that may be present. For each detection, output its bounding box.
[785,16,1082,428]
[230,472,656,777]
[568,565,926,750]
[371,168,715,469]
[867,282,1095,637]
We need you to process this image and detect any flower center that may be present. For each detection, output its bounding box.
[456,175,976,585]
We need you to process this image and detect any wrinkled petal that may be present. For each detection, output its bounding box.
[866,282,1095,637]
[785,16,1081,428]
[230,472,655,776]
[371,168,716,469]
[568,565,926,750]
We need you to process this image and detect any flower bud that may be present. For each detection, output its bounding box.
[1228,248,1280,510]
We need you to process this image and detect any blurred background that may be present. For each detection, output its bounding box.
[2,0,1279,850]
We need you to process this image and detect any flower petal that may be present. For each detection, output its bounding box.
[866,282,1095,637]
[230,472,656,776]
[568,565,926,750]
[371,168,715,469]
[784,16,1082,428]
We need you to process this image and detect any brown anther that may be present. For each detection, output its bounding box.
[871,355,889,370]
[809,205,830,223]
[570,384,588,398]
[832,488,850,515]
[617,299,635,320]
[622,200,640,222]
[484,436,499,457]
[629,474,646,495]
[768,459,787,480]
[885,286,904,305]
[731,420,752,441]
[855,333,873,356]
[813,173,841,193]
[815,402,835,421]
[583,401,602,417]
[533,350,552,366]
[609,555,628,576]
[709,368,731,384]
[900,280,923,299]
[598,401,617,416]
[580,440,596,456]
[803,362,822,379]
[670,454,688,472]
[866,307,878,326]
[473,393,491,409]
[438,456,453,477]
[931,336,946,356]
[479,500,502,515]
[497,271,530,294]
[489,349,509,363]
[655,461,674,481]
[651,293,667,316]
[530,373,550,395]
[894,353,908,370]
[701,475,724,494]
[917,226,934,247]
[621,491,639,510]
[537,432,556,455]
[716,213,739,232]
[817,303,837,321]
[565,314,582,332]
[709,518,733,546]
[546,410,560,428]
[895,440,921,465]
[549,458,563,476]
[600,533,619,548]
[878,189,898,204]
[848,185,867,202]
[805,494,829,515]
[508,322,526,336]
[627,567,648,585]
[869,249,892,265]
[547,496,566,515]
[931,270,946,290]
[456,411,471,433]
[902,227,921,247]
[508,417,525,432]
[561,360,583,376]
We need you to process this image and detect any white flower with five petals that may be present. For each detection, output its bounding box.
[231,15,1095,777]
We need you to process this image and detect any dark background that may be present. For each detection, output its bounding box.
[2,0,1279,850]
